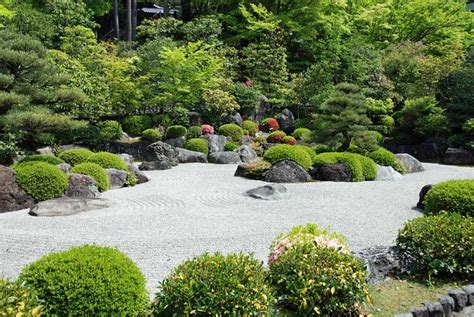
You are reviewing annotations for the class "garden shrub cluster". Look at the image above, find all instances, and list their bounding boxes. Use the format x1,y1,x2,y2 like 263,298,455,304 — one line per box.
260,118,279,132
423,179,474,217
297,145,317,164
18,154,64,166
282,135,297,145
13,162,68,202
58,148,94,166
166,125,187,139
242,120,259,136
19,245,149,316
292,128,312,141
184,138,209,155
141,129,162,142
313,152,377,181
0,278,41,316
368,148,405,173
186,126,202,139
241,160,272,180
98,120,123,141
218,124,243,143
71,162,109,192
87,152,128,171
122,115,153,136
267,131,287,143
263,144,312,170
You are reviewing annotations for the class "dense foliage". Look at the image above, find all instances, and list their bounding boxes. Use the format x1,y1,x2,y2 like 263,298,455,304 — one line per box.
263,144,312,170
313,152,377,182
0,278,41,316
218,123,243,143
58,148,94,166
184,138,209,155
18,154,64,165
87,152,128,171
423,179,474,217
70,162,109,192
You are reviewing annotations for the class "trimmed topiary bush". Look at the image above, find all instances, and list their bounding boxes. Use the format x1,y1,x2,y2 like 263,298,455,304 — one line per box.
424,179,474,217
292,128,311,141
184,138,209,155
87,152,128,171
218,124,243,143
282,136,297,145
259,118,279,132
122,115,153,136
263,144,312,170
13,162,68,202
267,131,287,143
224,141,239,151
58,148,94,166
313,152,365,182
368,148,405,173
397,213,474,277
242,120,259,136
142,129,162,143
71,163,109,192
153,252,273,316
356,154,378,181
296,145,317,164
18,154,64,166
19,245,149,316
0,278,41,316
186,126,203,139
166,125,187,139
268,224,369,315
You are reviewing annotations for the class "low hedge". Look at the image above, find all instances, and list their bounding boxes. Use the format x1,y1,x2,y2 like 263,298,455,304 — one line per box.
313,152,377,182
71,163,109,192
122,115,153,136
242,120,259,136
184,138,209,155
153,252,273,315
58,148,94,166
13,162,68,202
263,144,312,170
19,245,149,316
218,124,243,143
141,129,162,142
397,213,474,277
166,125,187,139
424,179,474,217
18,154,64,166
368,148,405,173
87,152,128,171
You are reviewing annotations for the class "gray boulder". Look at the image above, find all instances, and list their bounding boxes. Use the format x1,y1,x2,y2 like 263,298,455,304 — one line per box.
246,184,288,200
139,160,173,171
442,148,474,165
106,168,128,189
202,134,227,153
353,246,403,284
316,164,352,182
237,145,257,163
118,153,134,163
208,152,242,164
165,136,186,149
0,165,35,213
253,95,272,122
176,148,208,163
29,197,111,217
128,164,150,184
395,153,424,173
143,141,179,167
36,146,54,155
56,163,72,173
66,173,100,198
375,165,403,181
263,160,311,183
277,108,295,134
221,112,243,127
417,184,432,209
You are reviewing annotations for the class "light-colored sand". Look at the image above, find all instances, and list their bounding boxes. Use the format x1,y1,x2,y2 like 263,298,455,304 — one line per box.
1,162,473,293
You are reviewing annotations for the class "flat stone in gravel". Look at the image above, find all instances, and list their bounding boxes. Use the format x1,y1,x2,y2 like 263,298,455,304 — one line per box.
66,173,100,198
396,153,424,173
29,197,111,217
177,148,208,163
208,151,241,164
246,184,288,200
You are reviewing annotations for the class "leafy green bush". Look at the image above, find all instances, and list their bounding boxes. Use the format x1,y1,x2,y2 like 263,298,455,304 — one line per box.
0,278,41,316
0,140,18,165
87,152,128,171
141,129,162,142
18,154,64,166
186,126,202,139
224,141,239,151
19,245,149,316
58,148,94,166
368,148,405,173
356,154,378,181
122,115,153,136
424,180,474,217
239,160,272,180
397,213,474,277
218,123,243,143
313,144,333,154
267,131,287,143
153,252,273,316
165,125,187,139
71,163,109,192
13,162,68,202
292,128,312,141
282,136,297,145
184,138,209,155
242,120,259,136
98,120,123,141
351,130,383,153
313,152,377,181
125,171,138,187
268,224,368,315
296,145,317,164
263,144,312,170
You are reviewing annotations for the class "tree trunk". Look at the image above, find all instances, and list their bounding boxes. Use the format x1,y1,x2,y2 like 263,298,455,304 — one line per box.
339,132,351,151
126,0,132,42
113,0,120,39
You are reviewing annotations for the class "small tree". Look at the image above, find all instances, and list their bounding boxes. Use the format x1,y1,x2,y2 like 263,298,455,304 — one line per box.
313,83,372,151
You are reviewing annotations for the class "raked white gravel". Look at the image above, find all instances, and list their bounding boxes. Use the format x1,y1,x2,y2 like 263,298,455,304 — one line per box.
1,162,473,294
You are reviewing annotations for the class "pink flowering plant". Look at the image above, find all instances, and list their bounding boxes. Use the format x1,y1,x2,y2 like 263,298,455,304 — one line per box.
201,124,214,135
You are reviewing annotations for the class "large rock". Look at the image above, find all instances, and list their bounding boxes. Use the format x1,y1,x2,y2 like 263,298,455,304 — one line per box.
128,163,149,184
66,173,100,198
29,197,111,217
106,168,128,189
139,160,173,171
118,153,134,164
442,148,474,165
56,163,72,173
208,152,242,164
246,184,288,200
353,246,404,284
375,165,403,181
202,134,227,153
415,141,446,162
253,95,272,122
36,146,54,155
263,160,311,183
417,184,433,209
0,165,35,213
277,108,295,134
395,153,424,173
98,140,151,159
176,148,208,163
165,137,186,149
237,145,257,163
220,112,243,127
143,141,179,166
316,164,352,182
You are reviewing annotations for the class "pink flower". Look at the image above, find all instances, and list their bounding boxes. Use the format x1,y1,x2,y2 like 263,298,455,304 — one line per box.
201,124,214,135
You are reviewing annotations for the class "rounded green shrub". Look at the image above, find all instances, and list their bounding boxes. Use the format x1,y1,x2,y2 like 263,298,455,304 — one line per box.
19,245,149,316
218,123,243,143
296,145,317,164
424,179,474,217
397,213,474,277
58,148,94,166
122,115,153,136
0,278,41,316
282,135,297,145
98,120,123,141
368,148,404,173
153,252,273,316
292,128,311,140
313,152,366,182
13,162,68,202
141,129,162,142
184,138,209,155
267,130,287,143
165,125,187,139
224,141,239,151
263,144,312,170
356,154,378,181
242,120,259,136
71,163,109,192
268,224,369,315
18,154,64,166
87,152,128,171
186,126,203,139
